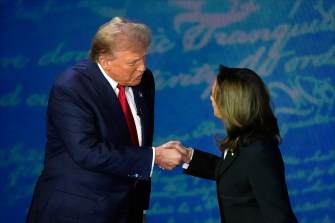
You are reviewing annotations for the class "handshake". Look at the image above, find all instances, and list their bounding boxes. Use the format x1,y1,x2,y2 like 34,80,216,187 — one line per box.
154,141,193,170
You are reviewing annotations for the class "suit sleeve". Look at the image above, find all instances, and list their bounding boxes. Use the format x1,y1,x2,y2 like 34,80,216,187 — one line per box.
47,81,153,180
247,144,298,223
183,149,220,181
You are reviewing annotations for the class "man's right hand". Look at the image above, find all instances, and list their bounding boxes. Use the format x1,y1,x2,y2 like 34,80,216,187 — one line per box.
154,141,190,170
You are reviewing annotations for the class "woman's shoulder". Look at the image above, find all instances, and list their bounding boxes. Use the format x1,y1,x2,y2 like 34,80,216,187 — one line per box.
238,138,284,172
240,138,279,156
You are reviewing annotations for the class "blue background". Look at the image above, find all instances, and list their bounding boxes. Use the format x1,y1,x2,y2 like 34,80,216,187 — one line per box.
0,0,334,222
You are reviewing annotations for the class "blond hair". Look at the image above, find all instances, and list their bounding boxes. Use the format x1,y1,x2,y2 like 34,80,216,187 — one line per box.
89,17,152,61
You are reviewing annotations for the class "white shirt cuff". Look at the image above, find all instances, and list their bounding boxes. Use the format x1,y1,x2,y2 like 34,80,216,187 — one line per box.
150,147,155,176
182,163,189,169
182,148,194,169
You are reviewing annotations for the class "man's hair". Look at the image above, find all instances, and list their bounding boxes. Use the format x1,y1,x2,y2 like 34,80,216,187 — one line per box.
89,17,152,61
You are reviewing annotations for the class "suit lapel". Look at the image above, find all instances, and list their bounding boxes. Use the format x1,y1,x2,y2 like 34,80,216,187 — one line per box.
132,86,146,145
86,60,130,140
216,149,239,181
83,60,153,146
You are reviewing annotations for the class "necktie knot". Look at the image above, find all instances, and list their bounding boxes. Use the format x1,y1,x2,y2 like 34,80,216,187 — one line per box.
117,83,125,93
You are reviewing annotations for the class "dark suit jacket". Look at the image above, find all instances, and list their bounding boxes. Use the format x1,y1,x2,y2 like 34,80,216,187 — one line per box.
26,59,155,223
184,139,298,223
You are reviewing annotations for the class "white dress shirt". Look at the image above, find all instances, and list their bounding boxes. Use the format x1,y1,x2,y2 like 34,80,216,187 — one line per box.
97,63,155,176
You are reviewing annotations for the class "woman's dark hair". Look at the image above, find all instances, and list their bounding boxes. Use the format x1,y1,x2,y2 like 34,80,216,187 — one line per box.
213,65,281,152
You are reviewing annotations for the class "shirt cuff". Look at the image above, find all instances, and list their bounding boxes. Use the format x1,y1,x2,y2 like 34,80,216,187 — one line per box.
150,147,155,177
182,163,189,169
182,147,194,169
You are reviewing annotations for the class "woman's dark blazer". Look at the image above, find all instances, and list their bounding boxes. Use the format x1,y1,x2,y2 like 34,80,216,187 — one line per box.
184,139,298,223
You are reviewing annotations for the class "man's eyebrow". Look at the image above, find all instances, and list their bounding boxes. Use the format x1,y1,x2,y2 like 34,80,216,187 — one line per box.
128,58,140,63
130,54,147,62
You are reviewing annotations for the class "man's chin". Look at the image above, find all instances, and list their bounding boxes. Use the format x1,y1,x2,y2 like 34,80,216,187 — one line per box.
128,79,142,86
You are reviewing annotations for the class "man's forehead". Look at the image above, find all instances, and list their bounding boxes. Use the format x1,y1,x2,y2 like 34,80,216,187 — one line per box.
114,49,148,59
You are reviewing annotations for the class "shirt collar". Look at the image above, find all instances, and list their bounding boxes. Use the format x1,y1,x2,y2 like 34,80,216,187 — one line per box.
97,62,118,91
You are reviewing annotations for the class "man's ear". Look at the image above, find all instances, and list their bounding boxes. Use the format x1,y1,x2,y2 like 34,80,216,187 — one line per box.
98,56,109,70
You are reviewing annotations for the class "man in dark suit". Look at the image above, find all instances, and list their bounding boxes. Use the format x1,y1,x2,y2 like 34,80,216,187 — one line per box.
26,17,186,223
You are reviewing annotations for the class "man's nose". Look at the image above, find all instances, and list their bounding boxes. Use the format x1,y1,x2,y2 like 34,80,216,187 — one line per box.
137,58,146,72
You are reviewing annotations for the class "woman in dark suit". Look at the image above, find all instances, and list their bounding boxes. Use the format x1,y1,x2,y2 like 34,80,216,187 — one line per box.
182,66,298,223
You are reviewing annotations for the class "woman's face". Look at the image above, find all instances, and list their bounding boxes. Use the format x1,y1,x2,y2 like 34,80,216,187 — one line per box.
210,80,223,119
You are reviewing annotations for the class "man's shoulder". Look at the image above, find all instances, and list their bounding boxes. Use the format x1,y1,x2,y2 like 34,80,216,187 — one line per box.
55,59,95,85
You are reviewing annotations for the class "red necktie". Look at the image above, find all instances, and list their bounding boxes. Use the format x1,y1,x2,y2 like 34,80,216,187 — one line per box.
117,84,139,146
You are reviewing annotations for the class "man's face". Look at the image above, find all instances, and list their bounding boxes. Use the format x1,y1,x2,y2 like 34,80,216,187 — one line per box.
105,48,148,86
